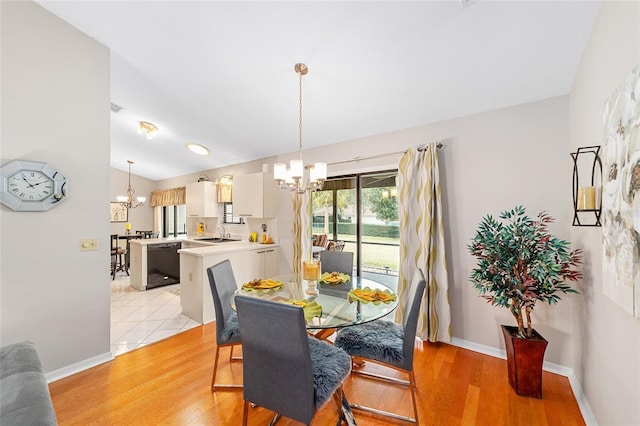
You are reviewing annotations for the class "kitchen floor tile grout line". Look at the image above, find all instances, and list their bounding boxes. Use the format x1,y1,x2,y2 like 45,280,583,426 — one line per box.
111,272,199,356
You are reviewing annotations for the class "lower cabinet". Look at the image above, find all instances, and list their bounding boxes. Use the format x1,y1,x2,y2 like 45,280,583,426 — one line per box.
248,247,279,281
179,245,280,324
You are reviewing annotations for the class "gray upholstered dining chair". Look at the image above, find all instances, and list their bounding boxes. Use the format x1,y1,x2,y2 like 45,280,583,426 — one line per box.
206,260,242,391
319,250,354,276
235,295,352,425
334,268,427,424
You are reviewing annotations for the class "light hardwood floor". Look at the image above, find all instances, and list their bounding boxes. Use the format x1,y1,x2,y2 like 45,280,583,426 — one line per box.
49,323,585,425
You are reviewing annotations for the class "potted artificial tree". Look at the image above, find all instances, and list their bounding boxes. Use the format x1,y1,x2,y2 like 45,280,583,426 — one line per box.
467,206,582,398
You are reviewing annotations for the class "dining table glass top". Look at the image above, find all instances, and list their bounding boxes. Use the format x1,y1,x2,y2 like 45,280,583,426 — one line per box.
232,275,398,330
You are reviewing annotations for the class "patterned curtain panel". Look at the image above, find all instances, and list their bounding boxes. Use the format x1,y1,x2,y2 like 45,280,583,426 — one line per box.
396,144,451,342
292,193,303,277
150,187,186,207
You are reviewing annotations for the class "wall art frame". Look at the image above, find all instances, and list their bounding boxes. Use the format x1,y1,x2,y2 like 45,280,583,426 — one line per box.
110,202,128,222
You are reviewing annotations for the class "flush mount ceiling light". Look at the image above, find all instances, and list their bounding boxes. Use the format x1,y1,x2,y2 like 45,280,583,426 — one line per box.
273,63,327,194
117,160,146,209
186,143,210,156
137,121,158,139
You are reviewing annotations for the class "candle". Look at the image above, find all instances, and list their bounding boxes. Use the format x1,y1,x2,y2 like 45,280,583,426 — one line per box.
125,223,131,231
576,187,585,210
578,186,597,210
585,186,596,210
303,260,320,281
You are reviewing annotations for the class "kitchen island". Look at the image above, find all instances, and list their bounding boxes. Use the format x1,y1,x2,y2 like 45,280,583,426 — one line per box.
178,241,279,324
129,237,280,324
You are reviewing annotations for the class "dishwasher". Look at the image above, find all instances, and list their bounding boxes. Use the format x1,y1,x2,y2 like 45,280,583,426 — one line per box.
146,242,181,289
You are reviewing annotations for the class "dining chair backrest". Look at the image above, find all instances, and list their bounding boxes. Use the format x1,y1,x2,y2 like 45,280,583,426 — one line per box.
135,230,154,239
401,268,427,370
320,250,354,275
235,295,316,424
206,260,240,345
110,234,119,252
333,241,346,251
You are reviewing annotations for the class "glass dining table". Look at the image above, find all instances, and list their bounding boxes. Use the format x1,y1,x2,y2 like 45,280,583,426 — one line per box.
232,274,398,425
232,275,398,339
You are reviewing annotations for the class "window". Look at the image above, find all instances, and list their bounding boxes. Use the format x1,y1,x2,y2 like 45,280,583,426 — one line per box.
162,204,187,237
222,202,244,224
312,170,399,285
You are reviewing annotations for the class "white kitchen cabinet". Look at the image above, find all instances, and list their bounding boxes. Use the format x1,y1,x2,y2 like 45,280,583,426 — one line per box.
186,181,217,217
233,172,277,218
246,246,279,281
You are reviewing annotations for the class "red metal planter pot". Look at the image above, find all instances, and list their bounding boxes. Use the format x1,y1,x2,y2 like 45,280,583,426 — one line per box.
501,325,548,399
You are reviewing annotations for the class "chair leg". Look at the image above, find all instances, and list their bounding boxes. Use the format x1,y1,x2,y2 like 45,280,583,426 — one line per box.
409,370,419,424
347,363,417,423
229,344,242,361
210,346,221,391
211,345,243,391
242,400,249,426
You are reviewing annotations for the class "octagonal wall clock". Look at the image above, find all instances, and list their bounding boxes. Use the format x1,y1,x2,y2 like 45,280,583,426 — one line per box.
0,160,68,211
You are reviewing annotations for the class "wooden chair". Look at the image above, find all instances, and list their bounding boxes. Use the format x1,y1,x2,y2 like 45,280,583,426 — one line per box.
135,230,154,239
334,269,427,424
110,234,126,280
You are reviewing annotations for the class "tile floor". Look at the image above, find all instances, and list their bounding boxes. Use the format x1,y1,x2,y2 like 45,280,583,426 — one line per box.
110,273,200,356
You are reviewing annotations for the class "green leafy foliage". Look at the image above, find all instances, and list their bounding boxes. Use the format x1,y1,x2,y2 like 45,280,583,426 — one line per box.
467,206,582,338
363,187,399,223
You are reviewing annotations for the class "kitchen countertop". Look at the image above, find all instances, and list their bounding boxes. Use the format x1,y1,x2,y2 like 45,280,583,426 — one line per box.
129,237,279,257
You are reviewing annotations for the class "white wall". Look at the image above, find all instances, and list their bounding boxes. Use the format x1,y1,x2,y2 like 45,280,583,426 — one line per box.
569,1,640,424
0,1,111,372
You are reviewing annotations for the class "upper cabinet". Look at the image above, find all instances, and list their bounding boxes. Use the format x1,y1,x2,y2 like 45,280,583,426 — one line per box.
186,182,218,217
233,172,277,218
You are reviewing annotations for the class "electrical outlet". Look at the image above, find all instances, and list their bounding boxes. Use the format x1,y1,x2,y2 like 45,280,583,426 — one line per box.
81,238,98,251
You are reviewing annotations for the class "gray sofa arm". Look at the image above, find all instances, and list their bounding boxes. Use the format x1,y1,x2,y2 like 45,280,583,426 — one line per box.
0,341,57,425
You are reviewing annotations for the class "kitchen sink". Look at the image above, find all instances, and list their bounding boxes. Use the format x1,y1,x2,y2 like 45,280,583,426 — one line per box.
195,237,241,243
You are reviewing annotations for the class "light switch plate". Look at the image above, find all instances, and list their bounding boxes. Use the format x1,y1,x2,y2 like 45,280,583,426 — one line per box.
81,238,98,251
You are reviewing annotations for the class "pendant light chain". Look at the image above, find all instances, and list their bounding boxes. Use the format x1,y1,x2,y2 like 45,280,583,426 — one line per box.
272,62,326,193
299,69,304,161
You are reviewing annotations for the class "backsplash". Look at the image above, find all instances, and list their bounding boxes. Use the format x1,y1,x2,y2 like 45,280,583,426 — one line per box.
186,216,277,243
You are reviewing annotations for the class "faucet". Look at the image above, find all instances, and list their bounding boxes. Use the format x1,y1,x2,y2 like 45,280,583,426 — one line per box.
219,226,226,239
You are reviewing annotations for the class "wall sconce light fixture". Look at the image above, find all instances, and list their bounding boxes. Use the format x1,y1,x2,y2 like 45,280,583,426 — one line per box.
571,145,602,226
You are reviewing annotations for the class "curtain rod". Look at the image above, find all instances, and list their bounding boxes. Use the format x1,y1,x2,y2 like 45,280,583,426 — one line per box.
327,142,443,166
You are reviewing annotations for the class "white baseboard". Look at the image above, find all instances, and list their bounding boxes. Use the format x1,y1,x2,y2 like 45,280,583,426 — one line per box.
450,337,596,426
46,351,114,383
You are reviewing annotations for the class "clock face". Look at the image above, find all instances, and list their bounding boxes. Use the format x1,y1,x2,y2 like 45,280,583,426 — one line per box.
8,170,54,201
0,160,67,211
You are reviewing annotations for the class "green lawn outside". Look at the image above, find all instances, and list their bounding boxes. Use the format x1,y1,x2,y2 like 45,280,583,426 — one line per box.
318,231,399,272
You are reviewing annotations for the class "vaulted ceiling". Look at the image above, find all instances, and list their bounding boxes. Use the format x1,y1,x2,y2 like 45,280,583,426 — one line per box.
36,1,601,181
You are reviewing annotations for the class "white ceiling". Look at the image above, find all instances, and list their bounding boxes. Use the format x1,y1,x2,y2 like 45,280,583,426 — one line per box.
36,1,600,181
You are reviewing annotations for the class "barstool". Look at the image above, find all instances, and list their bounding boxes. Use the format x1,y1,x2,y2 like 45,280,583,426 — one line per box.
111,234,127,280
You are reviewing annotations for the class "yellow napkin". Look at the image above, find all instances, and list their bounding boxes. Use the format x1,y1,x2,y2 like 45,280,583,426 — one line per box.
242,278,283,290
348,287,397,304
320,272,350,284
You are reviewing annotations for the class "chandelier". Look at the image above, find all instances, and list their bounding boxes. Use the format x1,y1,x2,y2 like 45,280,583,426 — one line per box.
117,160,146,209
137,121,158,139
274,63,327,194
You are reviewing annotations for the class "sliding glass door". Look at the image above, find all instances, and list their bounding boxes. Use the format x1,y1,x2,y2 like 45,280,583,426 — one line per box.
311,170,399,287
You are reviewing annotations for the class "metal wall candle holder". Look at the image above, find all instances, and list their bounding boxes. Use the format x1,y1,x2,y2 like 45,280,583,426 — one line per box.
570,146,602,226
